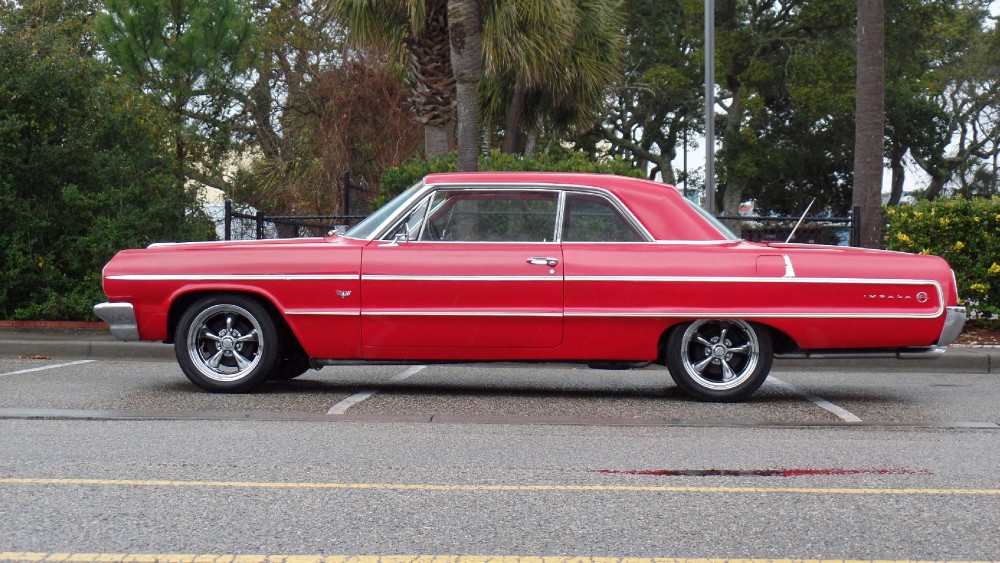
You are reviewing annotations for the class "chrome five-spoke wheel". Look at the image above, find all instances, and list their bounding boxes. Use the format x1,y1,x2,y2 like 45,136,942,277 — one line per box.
665,319,773,402
175,295,279,392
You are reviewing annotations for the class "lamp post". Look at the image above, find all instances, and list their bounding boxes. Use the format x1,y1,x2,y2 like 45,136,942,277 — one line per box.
704,0,715,213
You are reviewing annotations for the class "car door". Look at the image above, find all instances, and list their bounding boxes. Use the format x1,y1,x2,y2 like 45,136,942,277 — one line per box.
360,188,563,354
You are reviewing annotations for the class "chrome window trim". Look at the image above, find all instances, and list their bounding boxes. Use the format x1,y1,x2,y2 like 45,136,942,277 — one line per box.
382,241,562,246
342,181,427,241
559,190,652,243
651,240,743,246
357,181,659,243
378,186,564,244
554,190,567,242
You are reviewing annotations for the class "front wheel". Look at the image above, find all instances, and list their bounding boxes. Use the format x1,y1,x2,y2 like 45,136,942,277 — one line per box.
665,319,773,402
174,295,279,392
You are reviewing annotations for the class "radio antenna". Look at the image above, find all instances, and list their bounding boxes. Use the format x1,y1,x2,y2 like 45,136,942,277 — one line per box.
785,198,816,243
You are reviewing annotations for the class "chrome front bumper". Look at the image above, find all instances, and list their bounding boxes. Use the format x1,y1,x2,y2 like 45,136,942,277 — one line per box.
93,302,140,342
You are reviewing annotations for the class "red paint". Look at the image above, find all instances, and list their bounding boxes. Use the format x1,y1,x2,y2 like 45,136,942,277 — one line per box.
591,468,934,477
96,172,962,388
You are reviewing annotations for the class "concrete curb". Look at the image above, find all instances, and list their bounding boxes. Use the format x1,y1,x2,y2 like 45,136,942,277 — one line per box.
0,330,175,361
0,329,995,372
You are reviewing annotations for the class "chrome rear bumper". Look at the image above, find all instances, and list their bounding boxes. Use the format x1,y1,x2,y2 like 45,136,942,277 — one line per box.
936,306,967,347
777,305,968,359
93,302,140,341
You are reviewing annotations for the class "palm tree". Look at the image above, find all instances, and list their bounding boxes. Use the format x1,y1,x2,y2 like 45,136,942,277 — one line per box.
852,0,885,248
448,0,483,171
329,0,457,157
481,0,623,154
330,0,623,170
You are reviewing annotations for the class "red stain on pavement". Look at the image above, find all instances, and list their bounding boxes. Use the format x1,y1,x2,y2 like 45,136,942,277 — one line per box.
591,468,933,477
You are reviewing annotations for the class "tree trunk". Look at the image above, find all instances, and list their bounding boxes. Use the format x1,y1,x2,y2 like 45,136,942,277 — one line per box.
721,177,747,237
720,88,745,218
501,76,527,154
887,149,905,206
425,123,454,157
852,0,886,248
448,0,483,172
924,171,947,200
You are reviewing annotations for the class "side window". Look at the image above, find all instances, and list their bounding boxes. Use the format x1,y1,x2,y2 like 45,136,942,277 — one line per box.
424,190,559,242
562,193,644,242
383,194,432,241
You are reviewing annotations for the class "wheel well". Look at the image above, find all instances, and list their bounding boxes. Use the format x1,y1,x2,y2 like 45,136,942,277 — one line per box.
165,290,295,345
656,320,801,363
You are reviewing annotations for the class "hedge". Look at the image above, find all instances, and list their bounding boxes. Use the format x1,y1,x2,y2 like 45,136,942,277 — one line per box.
884,198,1000,318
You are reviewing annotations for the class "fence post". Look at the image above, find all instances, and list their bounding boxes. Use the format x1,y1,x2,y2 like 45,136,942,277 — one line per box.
256,211,264,240
224,199,232,241
343,171,351,216
851,205,861,247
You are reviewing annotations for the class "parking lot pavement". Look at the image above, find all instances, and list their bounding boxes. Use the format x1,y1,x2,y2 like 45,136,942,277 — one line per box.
1,327,996,371
1,354,998,429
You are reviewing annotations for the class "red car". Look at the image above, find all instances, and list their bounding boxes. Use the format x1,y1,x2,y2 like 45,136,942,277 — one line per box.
95,172,966,401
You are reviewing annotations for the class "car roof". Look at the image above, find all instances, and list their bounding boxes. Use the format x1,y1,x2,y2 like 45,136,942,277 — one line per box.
422,172,730,242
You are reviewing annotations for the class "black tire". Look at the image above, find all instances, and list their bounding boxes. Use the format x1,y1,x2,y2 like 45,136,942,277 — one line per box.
665,319,773,402
174,295,279,392
269,349,312,380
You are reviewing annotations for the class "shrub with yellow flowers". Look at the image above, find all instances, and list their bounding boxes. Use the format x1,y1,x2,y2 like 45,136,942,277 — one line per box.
885,198,1000,317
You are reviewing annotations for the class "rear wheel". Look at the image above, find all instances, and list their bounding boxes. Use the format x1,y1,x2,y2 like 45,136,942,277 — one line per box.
174,295,279,392
665,319,773,402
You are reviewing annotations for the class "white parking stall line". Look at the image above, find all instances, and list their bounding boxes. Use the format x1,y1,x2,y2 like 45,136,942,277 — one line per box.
768,376,862,423
0,360,96,377
327,365,426,415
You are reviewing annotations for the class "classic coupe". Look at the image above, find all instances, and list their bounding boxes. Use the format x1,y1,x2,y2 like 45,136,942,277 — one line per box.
95,172,966,401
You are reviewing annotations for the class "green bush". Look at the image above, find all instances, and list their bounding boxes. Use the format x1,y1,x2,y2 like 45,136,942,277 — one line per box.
378,149,645,206
884,198,1000,317
0,34,214,321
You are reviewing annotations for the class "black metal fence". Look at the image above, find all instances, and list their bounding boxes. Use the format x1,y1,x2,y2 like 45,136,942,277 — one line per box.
720,206,859,246
221,173,368,241
222,179,860,247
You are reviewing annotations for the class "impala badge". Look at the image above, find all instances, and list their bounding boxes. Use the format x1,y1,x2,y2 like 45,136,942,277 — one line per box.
336,290,352,299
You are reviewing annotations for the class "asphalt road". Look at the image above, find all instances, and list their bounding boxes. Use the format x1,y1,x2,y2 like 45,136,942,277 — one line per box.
0,356,998,562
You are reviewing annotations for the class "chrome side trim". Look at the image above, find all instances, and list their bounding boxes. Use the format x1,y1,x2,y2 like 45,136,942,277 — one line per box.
783,255,796,278
777,347,946,359
565,311,941,320
285,310,360,316
363,311,561,317
937,306,967,346
363,275,561,282
93,302,140,342
107,274,359,281
565,275,940,286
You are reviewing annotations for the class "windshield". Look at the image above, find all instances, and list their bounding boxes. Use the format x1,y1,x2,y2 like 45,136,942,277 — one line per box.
684,197,740,241
343,181,425,240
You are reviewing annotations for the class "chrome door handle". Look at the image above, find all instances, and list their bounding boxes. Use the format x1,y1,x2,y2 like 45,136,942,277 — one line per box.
527,257,558,267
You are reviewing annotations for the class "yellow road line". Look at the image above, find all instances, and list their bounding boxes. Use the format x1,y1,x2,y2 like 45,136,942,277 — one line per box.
0,555,996,563
0,477,998,496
